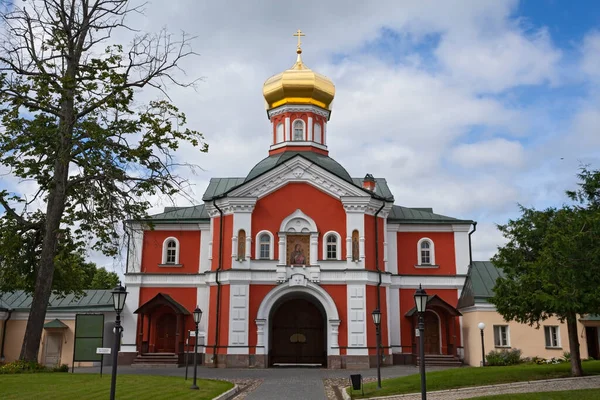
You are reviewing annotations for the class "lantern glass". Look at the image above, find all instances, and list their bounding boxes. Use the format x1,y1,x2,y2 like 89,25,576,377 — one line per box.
111,283,128,313
193,306,203,324
371,309,381,325
478,322,486,331
414,284,428,313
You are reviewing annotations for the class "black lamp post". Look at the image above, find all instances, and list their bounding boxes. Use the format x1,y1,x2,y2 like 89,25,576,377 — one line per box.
371,309,382,389
478,322,486,367
190,306,203,390
110,283,128,400
414,284,428,400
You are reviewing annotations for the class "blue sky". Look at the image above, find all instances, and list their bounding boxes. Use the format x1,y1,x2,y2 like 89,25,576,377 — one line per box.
1,0,600,273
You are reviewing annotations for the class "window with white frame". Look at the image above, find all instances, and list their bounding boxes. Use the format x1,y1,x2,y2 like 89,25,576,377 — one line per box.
326,234,337,260
259,234,270,259
293,120,304,141
417,238,435,265
162,237,180,265
544,326,560,348
494,325,510,347
276,123,284,143
314,123,322,143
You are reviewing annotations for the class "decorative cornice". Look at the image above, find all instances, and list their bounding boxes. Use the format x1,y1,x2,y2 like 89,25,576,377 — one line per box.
205,197,257,217
268,104,331,119
269,141,328,152
387,224,468,232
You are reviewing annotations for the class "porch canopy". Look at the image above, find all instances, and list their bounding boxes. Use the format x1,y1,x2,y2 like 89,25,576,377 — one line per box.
134,293,190,315
404,295,462,317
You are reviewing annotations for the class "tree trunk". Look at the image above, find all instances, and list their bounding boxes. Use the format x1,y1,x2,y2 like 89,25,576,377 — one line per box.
567,312,584,377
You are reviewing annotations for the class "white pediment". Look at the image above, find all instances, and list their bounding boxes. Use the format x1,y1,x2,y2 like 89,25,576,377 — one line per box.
228,155,366,200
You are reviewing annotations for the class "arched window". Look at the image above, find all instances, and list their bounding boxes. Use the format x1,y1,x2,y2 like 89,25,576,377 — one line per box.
259,234,270,259
326,235,337,259
314,123,322,143
238,229,246,261
293,120,304,141
417,238,435,266
352,230,360,262
276,123,284,143
161,237,180,265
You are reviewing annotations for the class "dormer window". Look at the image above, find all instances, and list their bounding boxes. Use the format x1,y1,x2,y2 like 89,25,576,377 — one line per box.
293,120,304,141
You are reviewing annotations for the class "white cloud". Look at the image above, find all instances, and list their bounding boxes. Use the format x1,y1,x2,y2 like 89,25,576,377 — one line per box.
449,138,525,169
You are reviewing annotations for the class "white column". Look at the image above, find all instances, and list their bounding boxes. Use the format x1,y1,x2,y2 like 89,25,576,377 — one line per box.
386,229,398,274
307,116,313,141
196,285,210,350
228,284,249,354
347,284,368,355
389,287,400,354
120,285,140,353
329,320,341,355
285,117,291,141
199,224,211,273
231,236,238,260
454,227,470,275
346,237,352,260
278,234,286,264
255,319,266,354
323,122,327,145
310,233,319,265
208,217,214,261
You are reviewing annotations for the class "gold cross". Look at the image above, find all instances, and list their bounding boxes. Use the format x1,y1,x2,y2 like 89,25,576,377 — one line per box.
293,29,305,50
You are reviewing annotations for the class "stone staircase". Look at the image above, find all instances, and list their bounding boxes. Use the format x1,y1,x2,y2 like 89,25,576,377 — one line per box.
132,353,180,368
416,354,463,367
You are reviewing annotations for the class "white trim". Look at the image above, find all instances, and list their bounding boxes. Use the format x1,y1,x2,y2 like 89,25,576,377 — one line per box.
255,281,340,356
544,325,561,348
493,324,510,347
162,237,180,265
269,141,328,151
388,223,472,233
279,209,318,232
276,122,284,144
267,104,331,120
292,119,305,141
314,122,322,144
417,237,435,266
285,117,290,141
458,303,497,313
307,116,313,141
255,230,275,260
323,231,342,261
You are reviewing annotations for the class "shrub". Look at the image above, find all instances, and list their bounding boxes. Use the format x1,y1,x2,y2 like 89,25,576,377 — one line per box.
52,364,69,373
562,351,571,362
0,360,47,374
485,348,522,366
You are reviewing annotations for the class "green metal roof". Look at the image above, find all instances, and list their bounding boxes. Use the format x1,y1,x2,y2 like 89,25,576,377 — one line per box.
458,261,505,309
0,290,114,312
351,178,394,200
43,319,69,329
387,205,473,224
146,204,209,222
202,178,245,201
580,315,600,321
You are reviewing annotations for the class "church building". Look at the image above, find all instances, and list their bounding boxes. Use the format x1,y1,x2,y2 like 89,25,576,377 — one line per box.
120,32,473,369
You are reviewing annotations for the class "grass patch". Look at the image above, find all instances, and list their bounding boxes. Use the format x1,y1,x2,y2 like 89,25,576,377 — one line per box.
0,373,234,400
349,361,600,399
470,388,600,399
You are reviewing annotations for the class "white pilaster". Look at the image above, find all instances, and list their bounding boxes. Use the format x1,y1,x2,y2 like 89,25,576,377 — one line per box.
199,224,211,273
347,284,368,355
285,117,290,141
386,230,398,274
307,116,313,141
310,233,319,265
454,230,470,275
228,284,249,354
196,285,210,344
120,285,140,353
389,287,401,353
255,319,266,354
278,234,286,265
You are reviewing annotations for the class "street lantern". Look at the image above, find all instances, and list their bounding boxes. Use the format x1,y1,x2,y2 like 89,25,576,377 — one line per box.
190,306,203,390
478,322,486,367
371,308,382,389
414,285,428,400
414,284,428,313
110,282,128,400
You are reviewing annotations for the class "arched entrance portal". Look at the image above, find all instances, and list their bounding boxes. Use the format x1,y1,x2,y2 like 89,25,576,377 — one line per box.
270,297,326,366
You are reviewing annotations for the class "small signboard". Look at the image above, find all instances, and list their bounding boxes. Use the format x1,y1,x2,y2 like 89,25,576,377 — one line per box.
189,331,196,337
96,348,111,355
415,328,420,337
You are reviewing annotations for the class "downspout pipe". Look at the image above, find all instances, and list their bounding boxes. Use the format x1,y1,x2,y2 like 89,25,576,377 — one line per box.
1,309,13,361
212,200,224,365
468,222,477,267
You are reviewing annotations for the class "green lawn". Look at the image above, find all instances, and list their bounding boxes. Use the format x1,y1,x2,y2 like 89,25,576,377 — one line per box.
349,361,600,399
471,389,600,399
0,373,234,400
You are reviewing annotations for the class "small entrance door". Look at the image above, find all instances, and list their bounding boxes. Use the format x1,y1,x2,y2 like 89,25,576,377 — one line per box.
423,312,440,355
270,298,326,366
586,327,599,359
44,333,62,367
156,313,176,353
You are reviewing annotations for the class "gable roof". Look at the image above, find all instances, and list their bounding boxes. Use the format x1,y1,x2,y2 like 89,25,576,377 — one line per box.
134,292,190,315
388,205,473,225
0,290,114,312
457,261,505,309
142,204,209,223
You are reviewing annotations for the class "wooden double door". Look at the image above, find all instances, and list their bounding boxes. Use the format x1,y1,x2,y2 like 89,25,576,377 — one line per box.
270,298,326,366
155,313,176,353
423,312,441,355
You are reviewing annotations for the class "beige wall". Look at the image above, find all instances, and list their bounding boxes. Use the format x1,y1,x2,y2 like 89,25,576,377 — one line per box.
462,310,589,366
2,318,93,367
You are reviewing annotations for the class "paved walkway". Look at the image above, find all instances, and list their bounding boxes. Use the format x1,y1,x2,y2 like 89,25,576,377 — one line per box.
354,375,600,400
76,364,449,400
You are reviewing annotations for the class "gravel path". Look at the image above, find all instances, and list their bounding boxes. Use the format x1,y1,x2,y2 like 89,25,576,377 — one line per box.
344,375,600,400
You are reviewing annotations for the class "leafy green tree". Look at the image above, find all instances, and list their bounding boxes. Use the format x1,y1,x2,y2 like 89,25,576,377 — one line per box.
89,266,119,290
0,0,207,361
490,168,600,377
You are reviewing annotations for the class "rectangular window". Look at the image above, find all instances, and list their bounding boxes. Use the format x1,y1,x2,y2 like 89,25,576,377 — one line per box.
260,243,270,259
421,250,430,264
544,326,560,348
327,244,337,260
493,325,509,347
166,249,176,264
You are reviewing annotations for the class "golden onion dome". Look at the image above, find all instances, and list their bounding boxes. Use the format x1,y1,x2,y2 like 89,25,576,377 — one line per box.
263,31,335,111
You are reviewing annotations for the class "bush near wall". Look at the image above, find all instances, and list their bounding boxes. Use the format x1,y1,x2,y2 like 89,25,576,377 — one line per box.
486,349,522,366
0,360,68,374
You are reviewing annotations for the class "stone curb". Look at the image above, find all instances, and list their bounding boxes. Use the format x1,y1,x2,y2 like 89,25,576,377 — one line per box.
212,384,239,400
342,375,600,400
